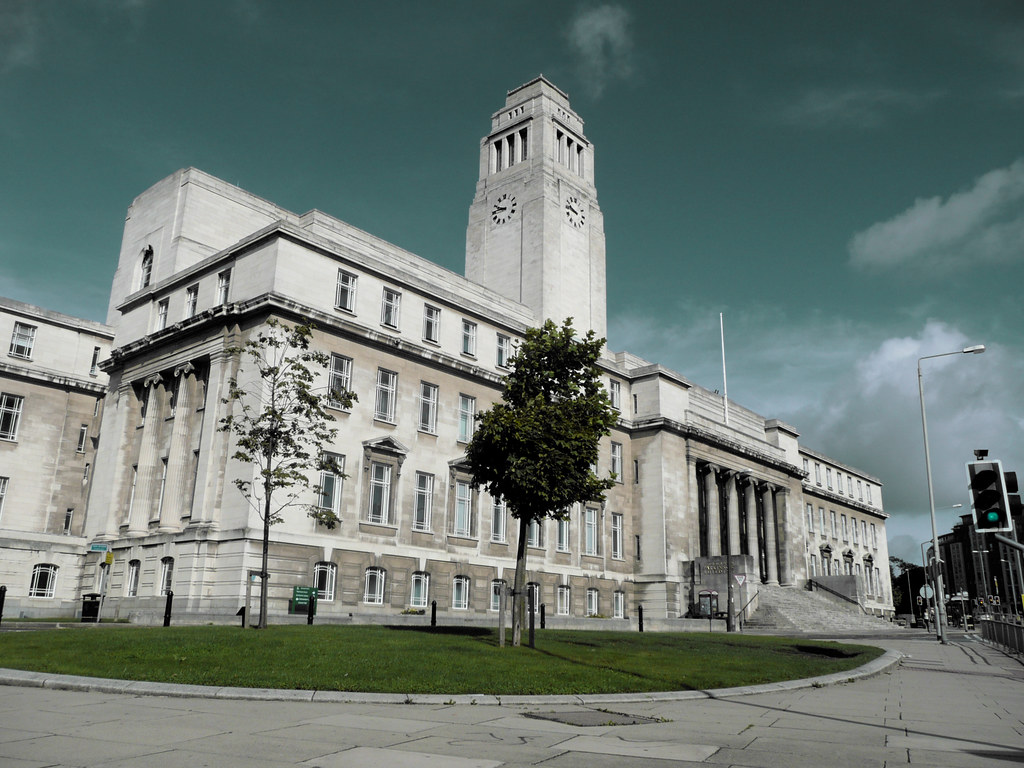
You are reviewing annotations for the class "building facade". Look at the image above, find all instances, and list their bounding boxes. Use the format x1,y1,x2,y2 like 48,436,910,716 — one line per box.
3,77,893,622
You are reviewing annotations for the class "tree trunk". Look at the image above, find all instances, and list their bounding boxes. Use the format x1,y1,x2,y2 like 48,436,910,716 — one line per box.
259,489,271,629
511,515,529,647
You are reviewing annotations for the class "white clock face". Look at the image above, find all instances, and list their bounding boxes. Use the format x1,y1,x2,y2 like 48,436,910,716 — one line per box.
565,195,586,228
491,193,517,225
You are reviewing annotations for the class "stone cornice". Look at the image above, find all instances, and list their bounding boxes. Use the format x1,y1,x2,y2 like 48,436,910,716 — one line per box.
801,482,889,519
0,360,107,395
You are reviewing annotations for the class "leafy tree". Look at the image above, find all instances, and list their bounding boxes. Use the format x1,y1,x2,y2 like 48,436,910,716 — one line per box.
466,318,617,646
220,319,355,628
890,556,917,613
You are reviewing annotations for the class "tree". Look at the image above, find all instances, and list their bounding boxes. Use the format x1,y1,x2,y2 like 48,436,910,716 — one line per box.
466,318,618,646
220,319,355,628
890,556,917,614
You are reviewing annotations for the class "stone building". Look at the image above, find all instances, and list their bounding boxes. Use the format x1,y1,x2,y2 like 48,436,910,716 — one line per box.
4,77,893,622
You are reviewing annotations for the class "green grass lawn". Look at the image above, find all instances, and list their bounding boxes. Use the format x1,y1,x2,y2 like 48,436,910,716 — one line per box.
0,625,884,695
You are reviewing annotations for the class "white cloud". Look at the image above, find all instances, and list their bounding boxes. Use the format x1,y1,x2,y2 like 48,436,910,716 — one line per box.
566,4,635,99
848,158,1024,271
0,1,40,74
779,86,941,129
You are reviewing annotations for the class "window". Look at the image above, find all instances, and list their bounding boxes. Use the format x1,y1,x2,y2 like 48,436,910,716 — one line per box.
453,480,473,537
632,393,638,414
857,480,863,500
461,320,477,356
29,564,58,598
381,288,401,328
335,270,357,312
76,424,89,453
557,585,570,615
836,472,843,494
491,498,507,542
847,476,854,496
452,576,469,610
633,459,639,484
613,590,624,619
586,588,599,616
318,453,345,517
83,463,90,481
422,304,440,342
458,394,476,442
825,468,832,490
126,464,138,521
314,562,337,601
610,442,623,480
9,322,36,359
490,579,505,611
367,461,392,524
140,248,153,288
411,572,429,608
527,582,539,613
875,568,882,596
635,534,642,561
841,514,848,541
364,567,385,604
0,476,7,522
852,518,859,544
866,485,873,505
155,298,169,330
609,380,621,410
418,382,438,433
496,334,511,368
328,354,353,409
159,557,174,596
871,523,878,548
413,472,433,531
809,554,818,577
374,368,397,422
527,518,543,548
584,507,600,555
556,516,570,552
819,507,826,536
0,393,24,441
803,457,809,473
806,503,814,533
126,560,140,597
185,285,198,318
862,520,868,545
830,511,837,539
611,513,623,559
217,269,231,304
814,463,822,485
90,346,101,375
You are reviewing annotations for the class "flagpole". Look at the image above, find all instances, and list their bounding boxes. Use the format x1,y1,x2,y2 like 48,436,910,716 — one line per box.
720,313,729,426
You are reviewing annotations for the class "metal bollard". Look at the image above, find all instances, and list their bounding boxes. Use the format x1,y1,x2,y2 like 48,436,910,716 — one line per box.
431,599,437,627
540,603,545,629
163,590,173,627
638,604,644,632
0,584,6,626
528,588,535,648
307,594,316,625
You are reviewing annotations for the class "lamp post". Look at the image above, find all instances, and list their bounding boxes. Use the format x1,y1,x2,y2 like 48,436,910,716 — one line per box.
918,344,985,645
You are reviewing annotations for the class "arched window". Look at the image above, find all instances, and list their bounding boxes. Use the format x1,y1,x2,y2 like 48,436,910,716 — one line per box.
410,571,429,608
586,587,599,616
314,562,337,602
613,590,625,619
452,575,470,610
126,559,140,597
159,556,174,596
364,567,385,605
29,564,58,598
557,585,570,615
489,579,506,611
139,246,153,289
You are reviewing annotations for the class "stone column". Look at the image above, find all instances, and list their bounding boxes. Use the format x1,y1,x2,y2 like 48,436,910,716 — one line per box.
128,374,164,534
725,471,740,557
704,464,721,557
774,487,792,586
744,477,759,565
761,484,779,585
159,363,196,531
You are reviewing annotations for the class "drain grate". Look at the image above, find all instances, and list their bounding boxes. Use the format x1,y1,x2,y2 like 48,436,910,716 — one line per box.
524,709,667,727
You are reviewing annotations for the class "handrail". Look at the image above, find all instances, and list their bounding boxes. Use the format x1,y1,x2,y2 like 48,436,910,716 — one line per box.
807,579,867,612
739,589,760,616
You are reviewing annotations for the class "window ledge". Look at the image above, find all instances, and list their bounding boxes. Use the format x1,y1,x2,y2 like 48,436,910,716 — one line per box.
359,521,398,535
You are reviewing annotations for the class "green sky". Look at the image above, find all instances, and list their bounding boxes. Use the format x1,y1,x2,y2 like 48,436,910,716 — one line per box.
2,0,1022,564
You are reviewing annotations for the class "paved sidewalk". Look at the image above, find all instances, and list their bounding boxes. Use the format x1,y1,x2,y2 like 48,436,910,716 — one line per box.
1,633,1021,767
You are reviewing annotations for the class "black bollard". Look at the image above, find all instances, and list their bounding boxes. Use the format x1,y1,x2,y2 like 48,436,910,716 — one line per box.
528,588,535,648
307,593,316,625
540,603,545,629
431,599,437,628
163,590,173,627
638,604,644,632
0,584,6,626
239,607,246,628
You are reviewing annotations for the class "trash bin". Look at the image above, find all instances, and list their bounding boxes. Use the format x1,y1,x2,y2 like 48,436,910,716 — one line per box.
81,593,101,623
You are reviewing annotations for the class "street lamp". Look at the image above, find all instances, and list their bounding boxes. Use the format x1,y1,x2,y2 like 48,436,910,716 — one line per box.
918,344,985,645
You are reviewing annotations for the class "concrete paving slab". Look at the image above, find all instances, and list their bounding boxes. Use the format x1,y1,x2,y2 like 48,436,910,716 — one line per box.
306,711,453,733
557,734,719,761
0,735,164,767
299,745,502,768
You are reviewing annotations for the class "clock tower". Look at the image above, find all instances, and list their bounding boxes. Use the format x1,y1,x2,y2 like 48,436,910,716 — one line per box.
465,76,607,338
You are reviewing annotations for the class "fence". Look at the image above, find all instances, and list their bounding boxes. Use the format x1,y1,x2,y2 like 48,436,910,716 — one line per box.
979,617,1024,655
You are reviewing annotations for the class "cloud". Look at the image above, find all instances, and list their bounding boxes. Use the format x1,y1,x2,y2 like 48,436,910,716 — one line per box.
566,4,635,99
778,86,941,129
0,1,40,73
848,158,1024,272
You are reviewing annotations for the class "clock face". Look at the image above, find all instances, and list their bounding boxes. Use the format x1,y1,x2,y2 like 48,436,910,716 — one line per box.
491,193,517,225
565,195,586,228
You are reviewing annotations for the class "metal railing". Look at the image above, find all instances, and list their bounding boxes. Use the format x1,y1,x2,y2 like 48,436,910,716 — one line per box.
807,579,866,611
979,617,1024,655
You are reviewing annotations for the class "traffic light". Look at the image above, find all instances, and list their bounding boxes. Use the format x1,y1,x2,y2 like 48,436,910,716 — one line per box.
967,460,1013,533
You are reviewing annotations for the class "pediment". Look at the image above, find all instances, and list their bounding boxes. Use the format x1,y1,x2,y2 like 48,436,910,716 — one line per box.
362,435,410,455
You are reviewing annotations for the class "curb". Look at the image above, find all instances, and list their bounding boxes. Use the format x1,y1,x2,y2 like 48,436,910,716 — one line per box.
0,649,903,706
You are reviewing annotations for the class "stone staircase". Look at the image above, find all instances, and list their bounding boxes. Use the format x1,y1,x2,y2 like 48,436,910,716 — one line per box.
744,583,901,634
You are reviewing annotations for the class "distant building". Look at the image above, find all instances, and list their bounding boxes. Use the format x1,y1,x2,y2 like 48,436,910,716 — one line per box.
939,509,1023,614
2,77,893,622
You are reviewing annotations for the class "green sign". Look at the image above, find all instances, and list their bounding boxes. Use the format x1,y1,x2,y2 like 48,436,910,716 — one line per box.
292,586,317,612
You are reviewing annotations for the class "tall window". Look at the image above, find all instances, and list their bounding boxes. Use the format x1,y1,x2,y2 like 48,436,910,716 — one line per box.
458,394,476,442
609,380,621,410
76,424,89,453
830,511,837,539
367,461,392,524
814,463,822,485
29,564,58,598
0,393,24,441
314,562,337,601
185,285,198,318
809,554,818,577
586,588,599,616
556,516,570,552
140,248,153,288
491,498,507,542
217,269,231,304
610,442,623,480
364,567,385,604
453,480,473,537
461,320,477,356
557,585,570,615
328,354,353,409
527,582,539,613
826,468,833,490
857,480,863,500
335,269,357,311
452,576,470,610
866,485,873,504
862,520,868,545
841,514,848,541
490,579,505,611
374,368,397,422
159,557,174,596
806,503,814,533
155,299,169,330
871,523,877,548
584,507,599,555
527,517,543,547
418,382,438,433
410,572,429,608
613,591,624,619
381,287,401,328
0,476,8,522
63,508,74,535
852,518,859,544
847,476,854,495
818,507,826,536
422,305,440,343
90,346,101,375
611,513,623,559
836,472,843,494
9,322,36,359
318,453,345,518
126,559,140,597
496,334,511,368
413,472,433,531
